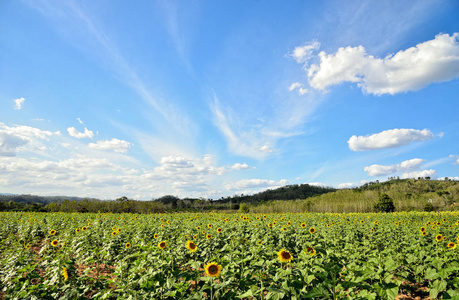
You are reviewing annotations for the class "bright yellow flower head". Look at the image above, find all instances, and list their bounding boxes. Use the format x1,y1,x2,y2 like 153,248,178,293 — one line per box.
186,240,197,252
158,241,167,250
277,249,293,263
204,262,222,277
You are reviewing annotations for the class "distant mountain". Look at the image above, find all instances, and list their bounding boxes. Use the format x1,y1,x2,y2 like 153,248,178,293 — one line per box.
0,194,94,205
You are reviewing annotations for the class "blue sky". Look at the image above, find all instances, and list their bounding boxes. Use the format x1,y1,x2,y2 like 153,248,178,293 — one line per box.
1,0,458,200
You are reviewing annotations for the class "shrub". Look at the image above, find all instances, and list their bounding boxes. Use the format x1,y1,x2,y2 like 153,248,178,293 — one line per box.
374,193,395,213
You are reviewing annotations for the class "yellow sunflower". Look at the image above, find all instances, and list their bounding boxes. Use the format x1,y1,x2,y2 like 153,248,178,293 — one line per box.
448,242,457,249
309,227,316,234
62,267,69,281
154,234,159,239
204,262,222,277
112,231,117,236
208,224,213,228
25,244,31,249
306,246,316,256
301,223,306,228
216,228,222,233
82,226,87,231
75,228,80,233
193,235,198,239
277,249,293,263
49,230,57,235
206,234,212,240
51,240,59,247
420,227,426,233
125,242,131,249
436,234,443,242
186,240,197,252
158,241,167,250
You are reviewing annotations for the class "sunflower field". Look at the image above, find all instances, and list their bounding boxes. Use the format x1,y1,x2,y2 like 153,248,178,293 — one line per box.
2,211,459,299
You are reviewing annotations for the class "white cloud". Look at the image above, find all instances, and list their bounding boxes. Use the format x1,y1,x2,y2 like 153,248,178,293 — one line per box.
308,182,327,187
14,97,26,110
260,145,276,153
225,179,290,191
439,177,459,181
67,127,94,139
289,82,308,95
77,118,84,124
338,182,355,189
401,169,437,179
0,122,57,156
88,138,131,153
364,158,424,176
289,82,302,91
231,163,250,170
348,128,434,151
300,33,459,95
451,155,459,164
290,41,320,64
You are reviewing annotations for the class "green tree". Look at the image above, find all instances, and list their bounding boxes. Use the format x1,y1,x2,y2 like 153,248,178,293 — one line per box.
374,193,395,213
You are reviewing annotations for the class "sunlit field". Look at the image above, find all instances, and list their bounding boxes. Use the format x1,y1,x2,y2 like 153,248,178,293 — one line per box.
2,211,459,299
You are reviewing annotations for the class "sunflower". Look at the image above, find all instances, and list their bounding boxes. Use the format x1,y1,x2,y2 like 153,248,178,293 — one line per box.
49,230,57,235
158,241,167,250
306,246,316,256
206,234,212,239
186,240,197,252
197,226,201,230
125,242,131,248
301,223,306,228
257,240,262,245
208,224,213,228
75,228,80,233
421,231,427,236
160,224,165,228
309,227,316,234
112,231,117,236
267,223,273,228
193,235,198,239
62,267,69,281
420,227,426,233
153,234,159,239
371,228,375,232
216,228,222,233
204,262,222,277
448,242,457,249
51,240,59,247
282,227,287,231
82,226,87,231
25,244,31,249
436,234,443,242
277,249,293,263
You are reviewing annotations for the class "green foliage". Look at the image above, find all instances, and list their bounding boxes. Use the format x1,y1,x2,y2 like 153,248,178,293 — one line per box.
238,203,250,213
374,193,395,213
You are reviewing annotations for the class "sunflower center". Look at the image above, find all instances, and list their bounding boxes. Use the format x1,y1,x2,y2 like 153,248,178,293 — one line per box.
190,243,196,249
281,251,291,259
208,265,218,274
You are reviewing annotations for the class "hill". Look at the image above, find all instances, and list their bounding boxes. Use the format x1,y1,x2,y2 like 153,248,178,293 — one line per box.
250,178,459,213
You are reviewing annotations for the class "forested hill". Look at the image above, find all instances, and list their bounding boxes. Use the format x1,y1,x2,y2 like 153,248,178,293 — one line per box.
213,183,337,204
